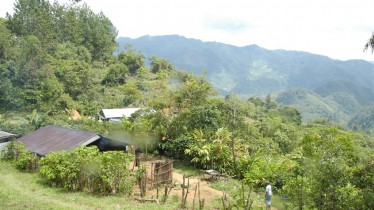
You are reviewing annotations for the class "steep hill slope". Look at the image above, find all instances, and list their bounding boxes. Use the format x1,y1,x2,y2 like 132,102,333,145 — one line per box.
273,88,361,123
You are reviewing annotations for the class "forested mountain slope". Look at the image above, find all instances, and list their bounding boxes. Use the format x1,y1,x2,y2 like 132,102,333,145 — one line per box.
117,35,374,127
117,35,374,95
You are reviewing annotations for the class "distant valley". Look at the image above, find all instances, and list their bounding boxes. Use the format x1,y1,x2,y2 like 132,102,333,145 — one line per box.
117,35,374,132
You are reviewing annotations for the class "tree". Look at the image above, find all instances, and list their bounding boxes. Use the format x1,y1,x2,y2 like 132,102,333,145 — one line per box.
0,18,19,110
118,47,145,75
53,59,93,99
282,175,312,210
0,18,14,62
301,128,359,209
184,129,212,168
52,2,118,61
364,32,374,53
7,0,55,49
7,0,118,61
223,94,247,175
172,72,216,109
150,56,174,73
102,64,128,87
265,94,277,110
120,81,143,106
2,34,66,110
211,128,232,172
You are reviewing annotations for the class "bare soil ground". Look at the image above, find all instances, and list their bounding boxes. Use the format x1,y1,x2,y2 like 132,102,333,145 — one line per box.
131,156,276,209
166,170,223,203
132,157,224,205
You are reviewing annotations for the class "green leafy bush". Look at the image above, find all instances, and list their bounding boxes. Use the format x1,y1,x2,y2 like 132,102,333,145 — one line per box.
1,141,39,172
98,151,135,195
39,146,135,195
161,134,192,161
1,141,24,161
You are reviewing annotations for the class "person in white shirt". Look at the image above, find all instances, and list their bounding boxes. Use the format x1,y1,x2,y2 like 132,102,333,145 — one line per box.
265,181,272,210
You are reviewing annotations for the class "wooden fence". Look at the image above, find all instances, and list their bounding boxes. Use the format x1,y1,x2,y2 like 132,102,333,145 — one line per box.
150,160,173,188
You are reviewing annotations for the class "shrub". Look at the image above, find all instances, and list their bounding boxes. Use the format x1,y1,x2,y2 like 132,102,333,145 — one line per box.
1,141,24,161
1,141,39,172
97,151,135,195
39,146,135,195
161,134,192,161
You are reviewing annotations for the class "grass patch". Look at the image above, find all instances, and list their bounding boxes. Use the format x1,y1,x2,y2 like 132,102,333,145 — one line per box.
172,160,200,177
210,178,288,210
0,157,287,210
0,160,180,210
271,194,292,210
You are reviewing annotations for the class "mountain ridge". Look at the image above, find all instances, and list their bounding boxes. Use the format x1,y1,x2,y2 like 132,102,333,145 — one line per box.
116,35,374,127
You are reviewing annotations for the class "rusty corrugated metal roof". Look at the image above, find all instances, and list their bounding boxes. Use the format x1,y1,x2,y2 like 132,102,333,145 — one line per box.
17,125,100,156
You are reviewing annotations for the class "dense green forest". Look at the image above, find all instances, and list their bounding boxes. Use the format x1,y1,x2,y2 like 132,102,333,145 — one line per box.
1,0,373,209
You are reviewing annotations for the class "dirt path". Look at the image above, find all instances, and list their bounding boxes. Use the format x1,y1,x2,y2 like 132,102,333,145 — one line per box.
134,157,276,209
169,170,223,203
137,158,224,205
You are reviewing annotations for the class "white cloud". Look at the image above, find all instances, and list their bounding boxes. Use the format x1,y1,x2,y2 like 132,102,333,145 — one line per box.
1,0,374,60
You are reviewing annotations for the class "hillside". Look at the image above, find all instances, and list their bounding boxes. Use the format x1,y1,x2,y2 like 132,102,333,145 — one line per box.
273,88,361,123
117,35,374,95
1,1,374,209
117,35,374,126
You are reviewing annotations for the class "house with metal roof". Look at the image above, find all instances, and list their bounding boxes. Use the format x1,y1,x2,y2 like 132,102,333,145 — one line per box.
98,108,141,122
16,125,132,156
17,125,101,156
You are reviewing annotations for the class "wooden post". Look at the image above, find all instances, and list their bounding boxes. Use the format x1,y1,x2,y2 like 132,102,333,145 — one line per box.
184,177,190,206
162,183,174,204
150,163,153,188
181,174,190,207
222,190,227,210
182,174,185,204
156,183,159,199
193,183,198,209
163,184,168,203
198,182,201,209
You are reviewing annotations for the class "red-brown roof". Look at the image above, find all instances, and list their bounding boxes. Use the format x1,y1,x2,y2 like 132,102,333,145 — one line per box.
17,125,100,156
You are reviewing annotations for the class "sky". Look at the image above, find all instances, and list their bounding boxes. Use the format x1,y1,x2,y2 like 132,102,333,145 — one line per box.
1,0,374,61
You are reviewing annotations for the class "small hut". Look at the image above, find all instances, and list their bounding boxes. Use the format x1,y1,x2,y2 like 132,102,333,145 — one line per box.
98,108,141,122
